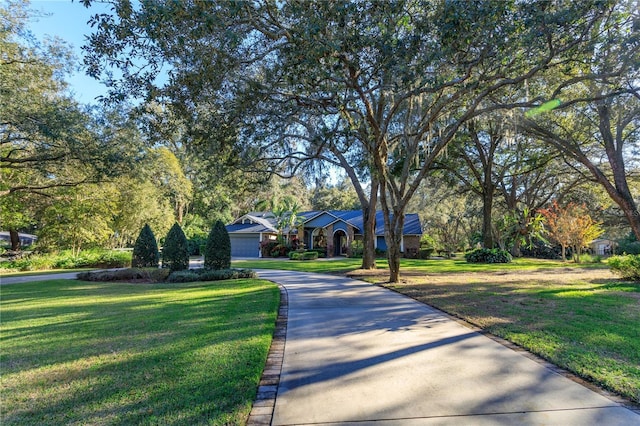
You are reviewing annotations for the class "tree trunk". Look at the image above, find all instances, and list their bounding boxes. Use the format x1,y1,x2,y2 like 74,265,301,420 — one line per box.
360,179,379,270
511,239,522,258
9,229,21,251
482,189,495,248
361,205,377,269
379,180,405,283
332,148,378,269
384,210,405,283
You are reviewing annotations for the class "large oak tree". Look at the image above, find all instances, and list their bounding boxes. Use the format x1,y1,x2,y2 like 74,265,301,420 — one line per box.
83,0,627,281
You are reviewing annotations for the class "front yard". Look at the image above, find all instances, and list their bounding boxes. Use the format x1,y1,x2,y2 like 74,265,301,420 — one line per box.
0,278,279,425
349,261,640,404
1,256,637,425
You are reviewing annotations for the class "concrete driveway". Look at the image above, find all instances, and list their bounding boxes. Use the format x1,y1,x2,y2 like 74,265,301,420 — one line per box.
256,270,640,426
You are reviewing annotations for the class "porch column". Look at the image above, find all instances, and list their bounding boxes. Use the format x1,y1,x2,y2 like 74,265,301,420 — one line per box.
259,233,263,258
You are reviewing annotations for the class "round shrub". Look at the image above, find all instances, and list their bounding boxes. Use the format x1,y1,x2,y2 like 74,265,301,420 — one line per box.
162,223,189,271
204,220,231,270
465,248,512,264
132,224,159,268
608,254,640,281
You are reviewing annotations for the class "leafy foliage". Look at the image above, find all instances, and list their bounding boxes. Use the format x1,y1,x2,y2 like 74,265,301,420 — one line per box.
608,255,640,281
77,267,170,283
166,268,256,283
131,224,159,268
0,249,131,272
83,0,626,283
289,251,319,261
539,201,604,262
204,220,231,270
616,232,640,255
465,248,513,264
162,223,189,271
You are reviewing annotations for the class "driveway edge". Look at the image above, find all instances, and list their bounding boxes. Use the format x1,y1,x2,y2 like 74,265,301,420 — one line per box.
247,283,288,425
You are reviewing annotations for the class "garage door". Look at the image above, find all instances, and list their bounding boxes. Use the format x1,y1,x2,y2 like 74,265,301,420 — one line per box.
230,234,260,257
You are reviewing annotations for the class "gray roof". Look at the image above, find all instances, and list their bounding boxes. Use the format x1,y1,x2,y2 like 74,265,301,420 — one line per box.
227,210,422,236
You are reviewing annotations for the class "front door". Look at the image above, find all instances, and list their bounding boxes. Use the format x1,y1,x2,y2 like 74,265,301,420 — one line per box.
334,230,347,256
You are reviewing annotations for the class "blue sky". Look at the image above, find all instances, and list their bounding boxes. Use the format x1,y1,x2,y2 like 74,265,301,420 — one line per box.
28,0,113,104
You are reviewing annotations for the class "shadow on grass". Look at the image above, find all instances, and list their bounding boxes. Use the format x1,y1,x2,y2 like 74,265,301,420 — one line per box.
1,279,279,425
381,276,640,403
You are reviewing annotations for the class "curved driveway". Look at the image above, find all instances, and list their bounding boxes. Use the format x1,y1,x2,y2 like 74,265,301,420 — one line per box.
4,268,639,424
256,269,640,426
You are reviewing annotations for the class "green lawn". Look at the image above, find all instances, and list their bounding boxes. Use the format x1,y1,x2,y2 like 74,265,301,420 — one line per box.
0,268,92,277
233,256,608,274
1,278,280,425
382,275,640,403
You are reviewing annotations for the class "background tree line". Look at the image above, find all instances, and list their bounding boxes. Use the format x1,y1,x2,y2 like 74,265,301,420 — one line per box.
2,1,638,282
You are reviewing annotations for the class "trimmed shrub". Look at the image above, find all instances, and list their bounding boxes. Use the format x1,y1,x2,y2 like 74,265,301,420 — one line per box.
162,223,189,271
77,268,170,282
167,268,256,283
350,240,364,258
418,248,434,259
204,220,231,270
465,248,512,264
608,255,640,281
131,224,160,268
290,251,319,260
289,249,305,259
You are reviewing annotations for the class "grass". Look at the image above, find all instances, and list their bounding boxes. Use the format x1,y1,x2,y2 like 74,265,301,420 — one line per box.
1,268,92,277
350,261,639,404
1,278,280,425
233,256,608,274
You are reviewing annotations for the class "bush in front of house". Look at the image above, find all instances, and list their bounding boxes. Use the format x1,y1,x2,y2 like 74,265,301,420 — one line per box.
167,268,256,283
465,248,512,264
608,254,640,281
418,248,434,259
204,220,231,270
289,251,319,260
132,224,160,268
162,223,189,272
77,267,170,282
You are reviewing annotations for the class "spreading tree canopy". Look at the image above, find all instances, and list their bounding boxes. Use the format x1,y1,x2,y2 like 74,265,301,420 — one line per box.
82,0,635,281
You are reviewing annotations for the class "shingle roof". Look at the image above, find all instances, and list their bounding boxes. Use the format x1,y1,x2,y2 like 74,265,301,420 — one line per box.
228,213,277,233
228,210,422,236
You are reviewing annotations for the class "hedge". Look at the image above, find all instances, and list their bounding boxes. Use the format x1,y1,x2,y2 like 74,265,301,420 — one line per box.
465,248,512,264
608,255,640,281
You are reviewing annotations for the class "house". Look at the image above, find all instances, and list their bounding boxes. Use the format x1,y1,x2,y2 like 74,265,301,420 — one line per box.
226,210,422,258
590,238,616,256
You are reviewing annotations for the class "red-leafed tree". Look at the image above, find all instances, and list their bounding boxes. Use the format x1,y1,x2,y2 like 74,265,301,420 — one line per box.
540,201,604,262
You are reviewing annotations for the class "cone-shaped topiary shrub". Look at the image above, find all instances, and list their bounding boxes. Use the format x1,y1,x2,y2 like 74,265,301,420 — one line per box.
162,222,189,271
204,220,231,270
132,224,160,268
